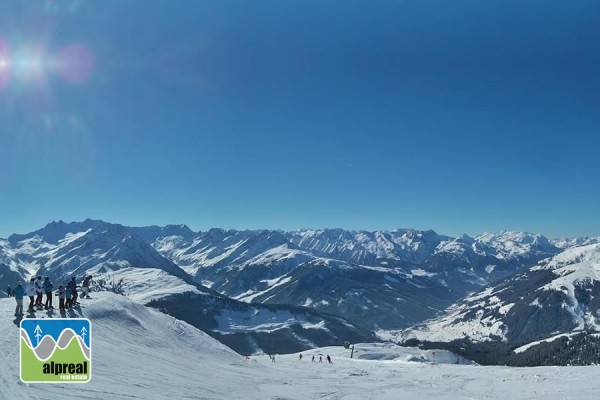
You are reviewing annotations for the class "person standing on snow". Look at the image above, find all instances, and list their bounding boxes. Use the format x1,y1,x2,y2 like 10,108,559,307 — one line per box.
26,278,36,312
56,285,66,312
68,276,78,305
34,276,44,307
65,284,73,309
14,283,25,316
43,277,54,310
81,275,93,299
6,285,13,298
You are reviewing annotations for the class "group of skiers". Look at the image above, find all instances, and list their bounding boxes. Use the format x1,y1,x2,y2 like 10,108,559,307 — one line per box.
11,275,94,317
300,354,332,363
267,354,333,364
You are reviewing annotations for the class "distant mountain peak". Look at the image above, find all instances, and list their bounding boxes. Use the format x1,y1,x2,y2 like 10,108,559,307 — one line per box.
8,219,107,245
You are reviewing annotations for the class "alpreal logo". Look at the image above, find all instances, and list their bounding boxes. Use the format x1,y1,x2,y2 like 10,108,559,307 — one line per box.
20,318,91,383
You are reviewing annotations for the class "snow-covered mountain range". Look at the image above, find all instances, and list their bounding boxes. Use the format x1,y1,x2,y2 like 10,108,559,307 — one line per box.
2,219,599,355
402,243,600,346
129,223,571,330
0,220,374,354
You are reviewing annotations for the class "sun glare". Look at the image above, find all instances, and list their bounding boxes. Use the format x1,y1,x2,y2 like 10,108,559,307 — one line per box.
0,39,94,90
0,38,8,89
4,45,47,85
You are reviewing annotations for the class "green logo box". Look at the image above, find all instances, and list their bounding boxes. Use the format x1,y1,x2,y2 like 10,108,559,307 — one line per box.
20,318,91,383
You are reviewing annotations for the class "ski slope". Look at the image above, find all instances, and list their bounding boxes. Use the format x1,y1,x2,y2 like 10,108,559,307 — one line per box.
1,292,600,399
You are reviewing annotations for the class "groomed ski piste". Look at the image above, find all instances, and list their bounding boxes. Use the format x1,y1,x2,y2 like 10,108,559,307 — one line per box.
1,292,600,399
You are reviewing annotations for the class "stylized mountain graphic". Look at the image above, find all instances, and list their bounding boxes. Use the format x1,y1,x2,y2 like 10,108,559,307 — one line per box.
20,328,90,361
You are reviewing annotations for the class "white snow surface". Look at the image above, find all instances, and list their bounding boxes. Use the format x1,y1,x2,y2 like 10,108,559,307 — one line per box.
83,266,206,304
215,309,322,335
513,332,579,354
533,243,600,330
2,293,600,399
234,276,293,302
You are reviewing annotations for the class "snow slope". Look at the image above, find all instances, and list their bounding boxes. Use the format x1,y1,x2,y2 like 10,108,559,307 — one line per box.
0,292,252,399
84,266,207,304
2,293,600,399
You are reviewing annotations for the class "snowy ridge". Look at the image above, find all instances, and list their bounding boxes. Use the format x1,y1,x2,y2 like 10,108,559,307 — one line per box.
472,231,557,260
535,244,600,331
534,243,600,273
151,228,293,275
1,220,202,302
84,266,208,304
7,219,105,246
402,244,600,344
288,228,448,265
551,236,600,249
433,234,476,257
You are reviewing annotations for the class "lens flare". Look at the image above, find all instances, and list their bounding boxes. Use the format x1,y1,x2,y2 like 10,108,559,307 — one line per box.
54,44,93,83
13,45,47,84
0,38,9,90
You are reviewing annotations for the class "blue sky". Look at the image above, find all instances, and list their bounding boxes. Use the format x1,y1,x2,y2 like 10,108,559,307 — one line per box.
1,0,598,239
